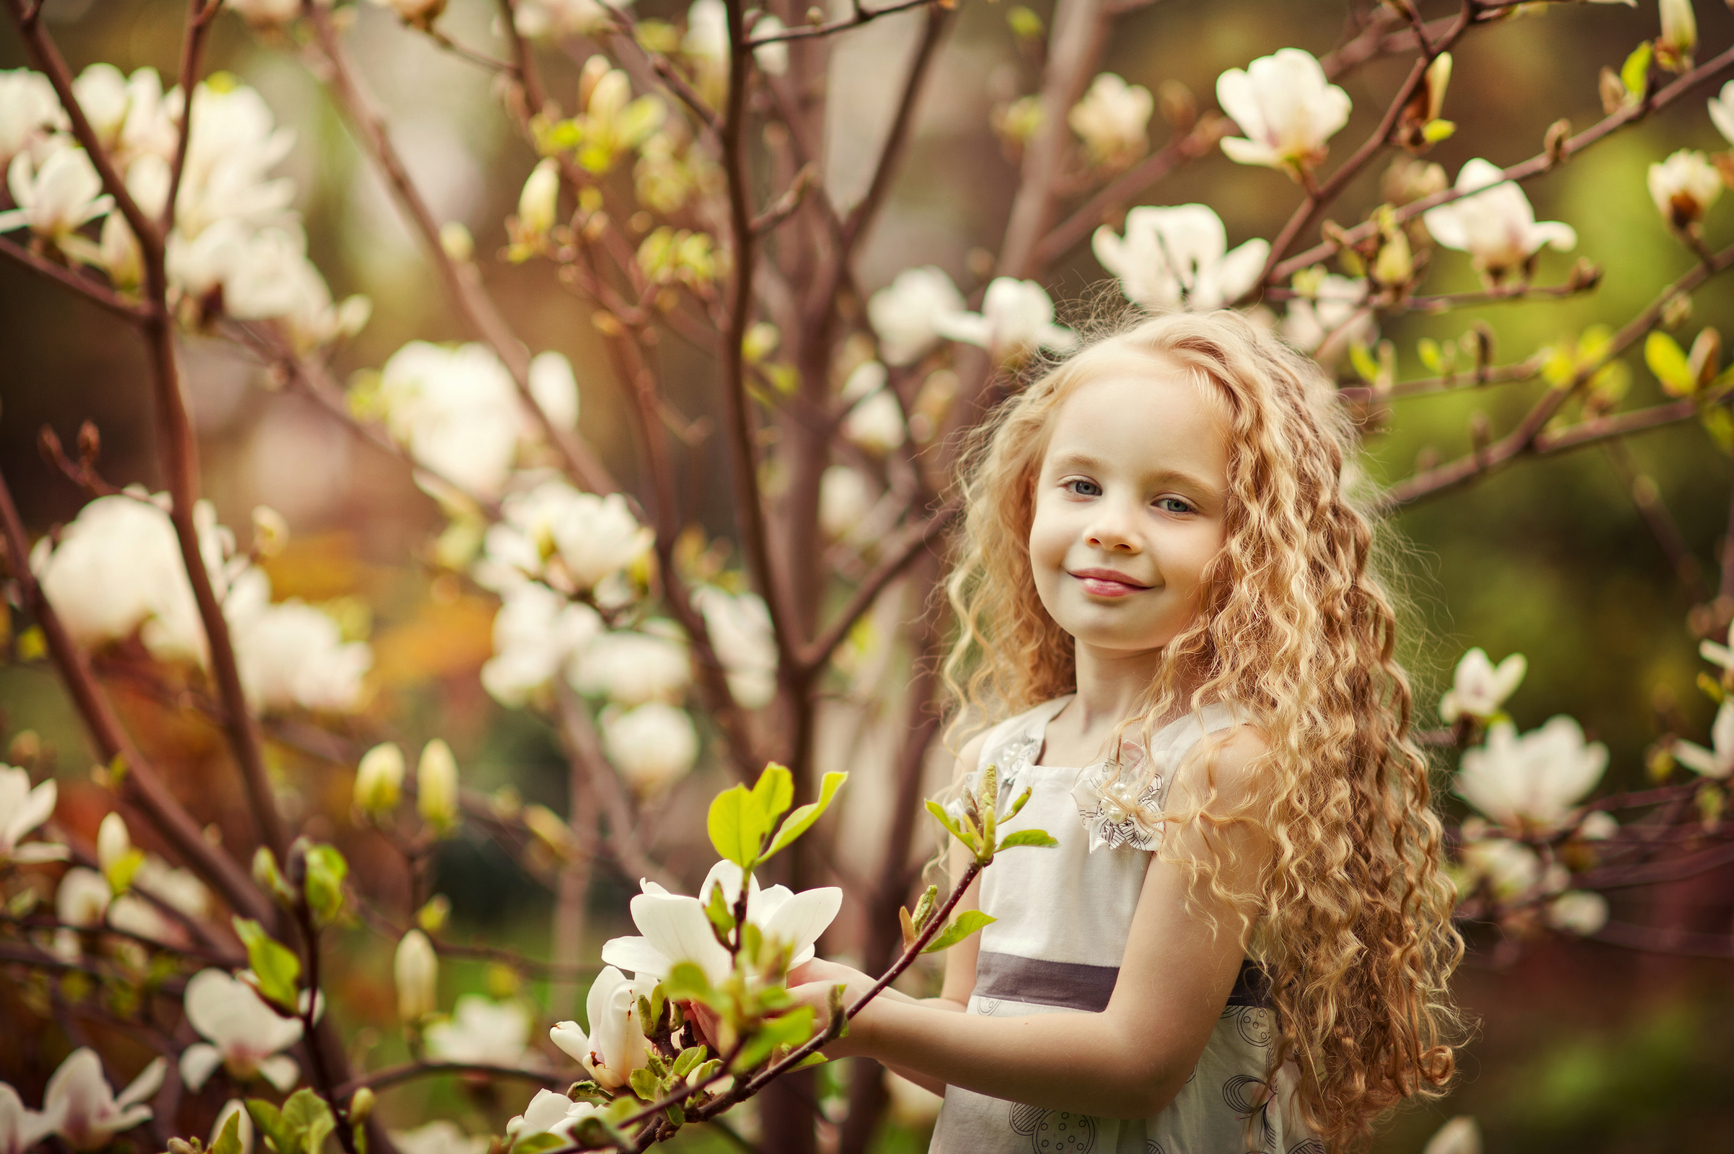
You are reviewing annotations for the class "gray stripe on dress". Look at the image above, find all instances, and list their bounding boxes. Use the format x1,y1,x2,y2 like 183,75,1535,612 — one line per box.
973,951,1119,1012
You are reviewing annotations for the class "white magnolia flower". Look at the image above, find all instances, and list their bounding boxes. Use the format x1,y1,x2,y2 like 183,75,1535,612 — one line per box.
1546,890,1609,936
934,278,1077,363
549,965,651,1090
514,0,630,38
1709,79,1734,145
476,480,654,593
683,0,728,61
1439,648,1526,724
354,743,405,813
602,702,700,795
1700,620,1734,672
56,867,112,929
1422,158,1576,278
868,267,966,366
481,582,605,707
395,929,439,1021
178,969,303,1093
226,0,304,25
505,1090,603,1149
0,69,68,168
1216,48,1350,173
133,854,210,920
377,342,532,500
226,571,371,713
529,351,580,432
1648,149,1722,229
1659,0,1697,67
69,66,173,172
44,1049,165,1151
1069,73,1152,165
1455,835,1541,901
392,1121,489,1154
1455,717,1608,831
0,146,113,250
575,629,691,705
752,16,789,76
1280,274,1372,355
424,995,532,1066
0,763,66,863
819,466,874,539
602,859,842,985
1575,810,1618,841
1674,700,1734,779
1,1082,57,1154
841,388,908,456
1420,1116,1481,1154
694,586,778,709
173,81,296,239
417,739,460,832
1092,204,1269,311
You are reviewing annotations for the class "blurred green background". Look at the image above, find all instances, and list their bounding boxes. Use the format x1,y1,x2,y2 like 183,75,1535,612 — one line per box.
5,1,1734,1150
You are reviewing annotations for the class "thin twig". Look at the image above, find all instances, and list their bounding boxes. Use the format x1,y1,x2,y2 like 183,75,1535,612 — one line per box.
799,501,959,673
747,0,940,46
0,235,144,320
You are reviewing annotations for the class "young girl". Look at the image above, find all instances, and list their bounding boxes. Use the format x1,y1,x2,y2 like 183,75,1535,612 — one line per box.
790,310,1463,1152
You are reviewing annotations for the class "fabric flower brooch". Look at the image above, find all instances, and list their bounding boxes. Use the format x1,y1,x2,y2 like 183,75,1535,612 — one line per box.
1071,742,1166,852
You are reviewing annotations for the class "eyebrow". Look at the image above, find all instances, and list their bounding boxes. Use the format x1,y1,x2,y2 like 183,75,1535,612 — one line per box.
1045,451,1221,494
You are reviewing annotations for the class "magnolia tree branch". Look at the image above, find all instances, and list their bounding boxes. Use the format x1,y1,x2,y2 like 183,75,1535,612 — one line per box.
299,1,617,495
747,0,943,47
1273,38,1734,282
0,235,144,319
554,684,682,891
1385,242,1734,508
798,500,958,673
0,466,273,926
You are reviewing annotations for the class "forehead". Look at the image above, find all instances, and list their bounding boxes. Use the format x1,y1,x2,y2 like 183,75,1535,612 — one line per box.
1041,356,1230,478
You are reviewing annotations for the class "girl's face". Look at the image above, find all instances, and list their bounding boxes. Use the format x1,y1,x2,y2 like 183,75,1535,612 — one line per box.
1028,362,1231,662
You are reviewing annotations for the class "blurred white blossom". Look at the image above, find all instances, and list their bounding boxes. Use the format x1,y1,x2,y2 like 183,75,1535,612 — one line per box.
0,146,113,253
377,342,549,500
1708,79,1734,145
549,965,650,1089
868,267,965,366
514,0,629,38
0,69,68,168
1216,48,1350,173
425,995,532,1066
56,867,112,930
1092,204,1268,311
1674,700,1734,779
226,0,304,26
1648,149,1722,229
417,739,460,833
529,351,580,431
602,860,842,985
1069,73,1152,165
476,480,653,593
1422,158,1576,278
575,629,690,705
516,158,559,249
1280,274,1372,356
178,969,302,1093
819,466,874,539
1455,717,1607,831
1546,890,1609,936
694,586,778,708
354,743,405,814
393,1122,489,1154
44,1050,164,1151
935,277,1076,363
480,582,605,707
842,387,908,456
752,15,789,76
1420,1116,1481,1154
602,702,700,795
395,929,439,1021
0,764,66,864
1439,648,1526,724
1,1083,57,1154
683,0,728,61
226,571,371,714
1455,835,1541,901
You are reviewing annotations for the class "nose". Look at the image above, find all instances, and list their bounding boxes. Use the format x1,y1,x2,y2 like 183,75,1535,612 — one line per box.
1083,498,1140,553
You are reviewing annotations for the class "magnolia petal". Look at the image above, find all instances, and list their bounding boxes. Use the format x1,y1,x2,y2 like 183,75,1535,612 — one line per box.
1420,205,1469,251
258,1054,300,1094
179,1044,222,1092
628,893,733,983
1674,740,1720,777
116,1058,166,1110
15,779,58,843
1213,69,1263,141
549,1021,591,1065
1212,238,1270,306
1530,221,1576,252
761,886,843,956
598,934,674,979
1219,136,1282,169
10,841,71,863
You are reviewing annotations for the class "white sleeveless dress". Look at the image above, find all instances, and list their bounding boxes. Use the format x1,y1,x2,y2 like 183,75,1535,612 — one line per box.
929,697,1318,1154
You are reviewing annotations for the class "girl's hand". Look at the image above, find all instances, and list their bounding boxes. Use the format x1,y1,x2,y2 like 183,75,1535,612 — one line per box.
784,957,879,1060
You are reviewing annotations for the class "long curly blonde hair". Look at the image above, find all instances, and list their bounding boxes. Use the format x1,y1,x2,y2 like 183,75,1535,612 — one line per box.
943,310,1463,1149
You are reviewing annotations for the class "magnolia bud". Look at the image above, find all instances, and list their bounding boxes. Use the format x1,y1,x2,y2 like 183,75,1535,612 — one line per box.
417,739,459,833
518,158,560,245
1660,0,1697,69
439,221,474,263
353,743,405,816
349,1086,376,1126
96,812,130,875
395,929,438,1021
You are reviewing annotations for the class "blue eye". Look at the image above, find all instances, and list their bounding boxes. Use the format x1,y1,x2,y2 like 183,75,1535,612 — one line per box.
1064,479,1102,496
1156,497,1194,515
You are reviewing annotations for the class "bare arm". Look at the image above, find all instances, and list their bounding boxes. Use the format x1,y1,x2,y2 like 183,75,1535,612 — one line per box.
792,727,1268,1119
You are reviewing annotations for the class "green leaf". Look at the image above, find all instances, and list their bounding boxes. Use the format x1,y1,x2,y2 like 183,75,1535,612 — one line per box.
1005,786,1033,821
1349,340,1379,384
282,1089,335,1154
733,1005,816,1070
671,1045,707,1079
762,772,848,861
997,829,1060,851
924,799,963,841
232,917,301,1013
708,783,771,869
211,1112,245,1154
1417,337,1446,374
514,1133,569,1154
704,882,735,944
661,962,718,1007
302,843,349,928
921,911,997,954
751,763,795,825
1646,330,1697,396
1420,118,1455,144
1621,40,1653,97
246,1100,291,1154
628,1066,662,1101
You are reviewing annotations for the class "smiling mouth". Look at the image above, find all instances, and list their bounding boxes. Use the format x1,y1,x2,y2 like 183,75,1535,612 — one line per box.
1069,568,1150,596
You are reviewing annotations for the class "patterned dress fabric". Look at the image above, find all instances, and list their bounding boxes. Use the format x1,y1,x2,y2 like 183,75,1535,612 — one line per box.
929,697,1318,1154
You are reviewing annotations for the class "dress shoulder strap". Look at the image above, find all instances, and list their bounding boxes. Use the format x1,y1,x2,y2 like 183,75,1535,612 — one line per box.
975,696,1071,774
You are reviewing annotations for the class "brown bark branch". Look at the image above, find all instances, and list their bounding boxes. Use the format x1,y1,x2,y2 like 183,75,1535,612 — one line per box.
0,235,144,320
798,500,957,673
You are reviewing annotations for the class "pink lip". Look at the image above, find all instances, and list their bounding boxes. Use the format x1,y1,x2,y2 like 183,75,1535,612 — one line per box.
1070,568,1148,597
